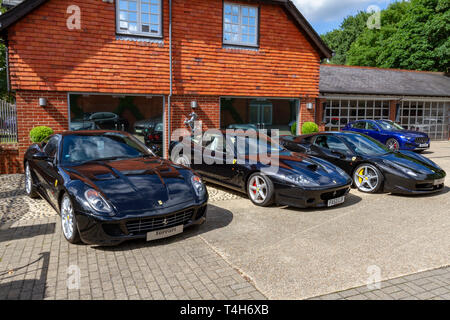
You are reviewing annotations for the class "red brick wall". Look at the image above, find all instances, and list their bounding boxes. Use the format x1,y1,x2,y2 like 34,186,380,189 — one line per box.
0,145,21,174
13,90,69,172
298,98,316,134
8,0,321,98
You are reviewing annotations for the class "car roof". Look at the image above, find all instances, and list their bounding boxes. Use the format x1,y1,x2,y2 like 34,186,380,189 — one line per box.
60,130,129,136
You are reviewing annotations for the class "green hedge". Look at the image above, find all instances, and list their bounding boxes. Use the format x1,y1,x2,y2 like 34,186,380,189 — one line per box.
301,122,319,135
29,126,54,143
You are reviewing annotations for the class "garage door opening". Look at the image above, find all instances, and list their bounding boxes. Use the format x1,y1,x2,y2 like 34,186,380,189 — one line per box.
220,98,298,135
68,94,165,155
322,99,390,131
398,100,449,140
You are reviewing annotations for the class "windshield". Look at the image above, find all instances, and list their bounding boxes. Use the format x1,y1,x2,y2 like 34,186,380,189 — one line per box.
377,120,404,131
340,134,390,156
229,135,283,155
61,132,154,164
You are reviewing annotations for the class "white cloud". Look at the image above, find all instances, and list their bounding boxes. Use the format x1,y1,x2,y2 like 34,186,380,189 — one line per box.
292,0,389,22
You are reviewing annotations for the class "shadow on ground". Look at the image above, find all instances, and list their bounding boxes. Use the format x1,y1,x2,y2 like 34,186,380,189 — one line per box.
0,222,56,243
0,252,50,300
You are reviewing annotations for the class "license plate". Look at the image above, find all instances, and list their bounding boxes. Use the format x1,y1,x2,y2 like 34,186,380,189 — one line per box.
327,196,345,207
146,225,183,241
135,129,142,134
433,178,445,186
419,143,429,148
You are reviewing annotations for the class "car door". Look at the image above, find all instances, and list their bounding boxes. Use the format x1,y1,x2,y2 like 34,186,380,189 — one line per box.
365,121,386,143
310,135,354,173
33,135,61,207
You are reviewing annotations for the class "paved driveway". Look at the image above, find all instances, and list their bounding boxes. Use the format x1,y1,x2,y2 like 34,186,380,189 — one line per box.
0,142,449,300
200,141,450,299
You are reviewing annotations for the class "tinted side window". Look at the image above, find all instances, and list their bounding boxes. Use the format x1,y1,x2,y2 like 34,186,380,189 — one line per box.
314,135,351,154
366,122,378,130
43,136,59,158
352,122,365,129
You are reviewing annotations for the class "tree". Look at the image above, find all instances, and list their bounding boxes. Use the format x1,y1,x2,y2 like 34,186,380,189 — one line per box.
322,11,370,65
322,0,449,73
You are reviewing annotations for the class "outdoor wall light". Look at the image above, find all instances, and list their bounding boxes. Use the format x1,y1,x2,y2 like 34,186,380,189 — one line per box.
306,102,313,110
39,98,47,107
191,101,198,109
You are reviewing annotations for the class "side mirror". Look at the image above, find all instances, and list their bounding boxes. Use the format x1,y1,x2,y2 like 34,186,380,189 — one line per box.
32,152,52,161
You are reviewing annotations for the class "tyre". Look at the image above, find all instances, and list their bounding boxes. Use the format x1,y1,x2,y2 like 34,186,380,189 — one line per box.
246,172,274,207
60,193,81,244
172,154,191,167
353,164,383,193
386,138,400,152
24,162,39,198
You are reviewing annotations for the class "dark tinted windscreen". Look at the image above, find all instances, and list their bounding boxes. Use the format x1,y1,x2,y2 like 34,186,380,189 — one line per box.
61,133,151,164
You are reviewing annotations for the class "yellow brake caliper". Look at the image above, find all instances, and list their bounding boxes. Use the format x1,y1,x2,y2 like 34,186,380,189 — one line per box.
358,168,364,184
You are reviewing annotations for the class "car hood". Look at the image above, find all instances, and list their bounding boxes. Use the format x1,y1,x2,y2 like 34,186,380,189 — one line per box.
378,151,445,178
274,151,351,187
390,130,429,138
63,158,196,215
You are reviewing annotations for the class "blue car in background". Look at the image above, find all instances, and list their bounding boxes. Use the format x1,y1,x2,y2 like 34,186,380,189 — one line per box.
343,119,430,152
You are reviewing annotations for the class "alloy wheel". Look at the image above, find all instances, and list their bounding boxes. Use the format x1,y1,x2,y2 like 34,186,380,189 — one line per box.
386,138,399,151
353,165,379,192
61,195,74,240
25,164,32,195
248,175,267,204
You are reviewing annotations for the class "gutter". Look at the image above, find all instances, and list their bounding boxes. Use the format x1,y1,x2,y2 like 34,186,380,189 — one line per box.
167,0,172,159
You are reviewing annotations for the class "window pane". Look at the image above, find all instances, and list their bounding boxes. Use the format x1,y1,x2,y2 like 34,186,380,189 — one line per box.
120,11,127,21
129,1,137,11
142,3,149,12
142,25,149,32
142,13,149,23
150,14,159,24
129,12,137,22
129,23,137,32
223,3,258,46
119,1,127,10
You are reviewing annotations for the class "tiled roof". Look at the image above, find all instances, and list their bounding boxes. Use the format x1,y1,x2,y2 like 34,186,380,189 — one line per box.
320,65,450,97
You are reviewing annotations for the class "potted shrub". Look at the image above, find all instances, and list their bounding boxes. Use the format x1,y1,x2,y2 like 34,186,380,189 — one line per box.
29,126,54,143
301,122,319,134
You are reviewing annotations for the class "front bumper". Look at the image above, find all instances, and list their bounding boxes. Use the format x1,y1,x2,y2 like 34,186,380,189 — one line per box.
401,140,430,151
273,183,351,208
383,173,445,195
75,203,207,246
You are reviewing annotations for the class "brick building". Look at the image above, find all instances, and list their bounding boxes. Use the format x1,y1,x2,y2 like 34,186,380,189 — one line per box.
0,0,331,173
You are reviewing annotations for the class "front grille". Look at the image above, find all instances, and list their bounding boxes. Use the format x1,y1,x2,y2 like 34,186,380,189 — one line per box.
415,137,428,144
126,209,194,235
320,188,348,201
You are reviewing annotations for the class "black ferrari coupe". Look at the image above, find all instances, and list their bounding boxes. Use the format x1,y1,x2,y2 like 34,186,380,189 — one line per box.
281,132,446,194
24,131,208,246
170,131,352,208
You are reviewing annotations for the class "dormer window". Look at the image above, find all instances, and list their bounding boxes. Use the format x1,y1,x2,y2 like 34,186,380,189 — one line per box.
117,0,162,37
223,2,258,47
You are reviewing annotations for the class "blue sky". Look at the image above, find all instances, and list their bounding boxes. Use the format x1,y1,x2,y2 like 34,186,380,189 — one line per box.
292,0,396,35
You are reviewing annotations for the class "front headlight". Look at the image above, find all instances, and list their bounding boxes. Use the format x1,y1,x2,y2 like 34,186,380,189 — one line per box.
191,175,206,198
284,174,319,187
84,189,114,215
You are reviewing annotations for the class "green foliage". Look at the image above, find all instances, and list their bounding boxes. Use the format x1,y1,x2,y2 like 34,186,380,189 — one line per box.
322,0,449,72
29,126,54,143
301,122,319,135
322,11,371,65
290,121,297,135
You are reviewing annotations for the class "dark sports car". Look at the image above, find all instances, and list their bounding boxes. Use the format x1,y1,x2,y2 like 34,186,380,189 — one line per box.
170,131,352,208
281,132,446,194
24,131,208,246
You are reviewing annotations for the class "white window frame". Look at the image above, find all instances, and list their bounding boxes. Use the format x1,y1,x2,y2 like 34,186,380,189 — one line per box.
116,0,163,38
223,2,259,47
